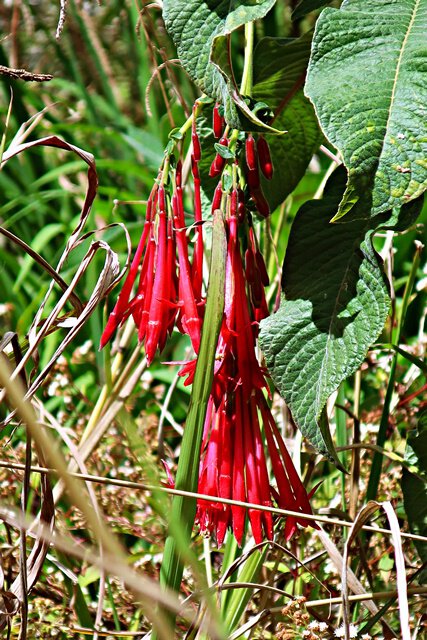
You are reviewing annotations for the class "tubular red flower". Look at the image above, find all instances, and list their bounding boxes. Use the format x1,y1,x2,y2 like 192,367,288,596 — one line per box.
99,183,158,348
173,186,202,353
191,156,204,305
145,188,169,364
231,391,246,545
226,216,268,395
134,234,156,342
241,387,264,543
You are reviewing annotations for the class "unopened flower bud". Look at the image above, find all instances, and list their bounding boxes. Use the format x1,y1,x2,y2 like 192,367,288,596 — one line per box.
213,103,224,139
245,134,257,171
252,189,270,218
192,130,201,162
257,136,273,179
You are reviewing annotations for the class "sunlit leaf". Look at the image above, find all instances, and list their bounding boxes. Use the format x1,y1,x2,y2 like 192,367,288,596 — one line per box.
305,0,427,219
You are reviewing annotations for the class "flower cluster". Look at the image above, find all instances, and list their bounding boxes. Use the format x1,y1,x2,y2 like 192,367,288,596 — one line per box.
101,102,316,545
100,164,203,364
180,191,315,545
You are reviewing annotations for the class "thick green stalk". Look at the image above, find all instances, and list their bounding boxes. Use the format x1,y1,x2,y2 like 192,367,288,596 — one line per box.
159,210,227,621
240,21,254,97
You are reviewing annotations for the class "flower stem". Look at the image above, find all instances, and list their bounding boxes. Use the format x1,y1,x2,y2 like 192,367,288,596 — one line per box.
240,21,254,97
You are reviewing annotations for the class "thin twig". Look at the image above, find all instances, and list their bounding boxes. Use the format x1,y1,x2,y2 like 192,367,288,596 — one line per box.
0,65,52,82
56,0,67,39
271,585,427,610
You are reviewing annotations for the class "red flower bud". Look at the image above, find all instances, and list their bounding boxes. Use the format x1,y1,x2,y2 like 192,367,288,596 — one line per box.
158,184,166,214
213,103,224,139
257,136,273,180
255,250,270,286
252,189,270,218
192,131,201,162
245,134,257,172
212,182,223,212
237,188,246,223
209,154,225,177
175,160,182,188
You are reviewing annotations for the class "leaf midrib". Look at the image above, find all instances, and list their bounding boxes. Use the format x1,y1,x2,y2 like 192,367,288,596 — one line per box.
379,0,420,163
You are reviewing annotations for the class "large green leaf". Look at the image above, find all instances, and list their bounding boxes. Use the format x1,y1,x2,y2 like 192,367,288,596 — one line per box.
259,168,422,461
305,0,427,219
253,34,322,210
401,410,427,575
163,0,276,128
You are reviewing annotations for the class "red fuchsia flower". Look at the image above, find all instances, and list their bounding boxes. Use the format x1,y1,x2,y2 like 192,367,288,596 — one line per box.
190,155,204,306
181,197,316,546
100,159,204,363
101,106,315,545
172,164,202,354
99,178,160,351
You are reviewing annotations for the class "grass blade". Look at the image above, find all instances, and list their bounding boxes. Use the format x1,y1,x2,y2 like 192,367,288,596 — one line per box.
159,210,226,628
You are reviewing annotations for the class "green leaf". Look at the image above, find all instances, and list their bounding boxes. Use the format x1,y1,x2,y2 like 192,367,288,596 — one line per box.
305,0,427,219
214,141,235,160
292,0,334,20
253,33,323,209
163,0,277,129
401,410,427,573
224,547,267,632
260,167,423,462
259,169,389,461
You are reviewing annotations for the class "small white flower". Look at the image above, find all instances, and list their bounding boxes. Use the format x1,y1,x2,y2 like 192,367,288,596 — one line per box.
335,624,358,638
361,635,372,640
318,622,328,632
79,339,92,355
308,620,320,630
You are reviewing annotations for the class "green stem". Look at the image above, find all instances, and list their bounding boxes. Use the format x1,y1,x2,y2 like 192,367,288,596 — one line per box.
240,22,254,97
366,241,423,501
335,384,348,513
158,210,227,627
